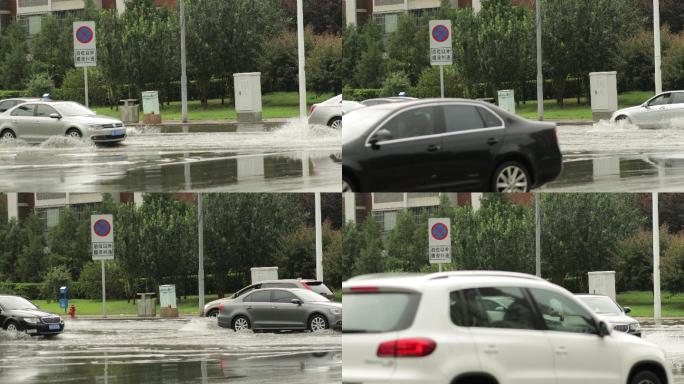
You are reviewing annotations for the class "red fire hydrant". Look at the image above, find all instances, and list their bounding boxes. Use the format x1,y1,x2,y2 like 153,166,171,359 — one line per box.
69,304,76,319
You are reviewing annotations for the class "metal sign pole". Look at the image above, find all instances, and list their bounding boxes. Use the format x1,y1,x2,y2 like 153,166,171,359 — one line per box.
296,0,307,122
101,259,106,318
653,0,662,94
653,192,661,320
440,65,445,98
198,193,205,315
536,0,544,121
84,67,89,108
180,0,189,123
535,193,541,277
315,193,323,281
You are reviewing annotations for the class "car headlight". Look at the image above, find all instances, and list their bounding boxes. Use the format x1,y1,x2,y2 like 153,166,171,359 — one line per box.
329,308,342,315
88,124,103,129
23,317,40,324
629,323,640,332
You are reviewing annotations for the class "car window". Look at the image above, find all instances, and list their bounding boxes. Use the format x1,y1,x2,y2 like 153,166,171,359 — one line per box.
478,107,503,127
577,296,622,315
649,93,671,106
11,104,35,117
344,292,421,333
35,105,58,117
306,282,333,296
458,287,537,330
529,289,598,335
262,282,297,289
380,106,442,141
244,290,271,303
444,105,485,132
235,284,260,297
672,92,684,104
0,101,15,112
271,290,297,303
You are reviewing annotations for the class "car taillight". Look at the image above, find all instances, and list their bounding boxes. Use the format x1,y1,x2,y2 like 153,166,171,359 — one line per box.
302,283,313,291
350,286,379,292
377,338,436,358
310,104,317,115
218,304,224,312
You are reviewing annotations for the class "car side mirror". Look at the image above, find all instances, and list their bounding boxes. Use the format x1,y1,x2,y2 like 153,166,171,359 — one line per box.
49,113,61,119
597,320,611,337
291,299,303,306
369,129,393,148
623,307,631,314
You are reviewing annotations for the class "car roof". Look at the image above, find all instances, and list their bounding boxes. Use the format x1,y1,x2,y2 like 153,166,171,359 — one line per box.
343,271,554,292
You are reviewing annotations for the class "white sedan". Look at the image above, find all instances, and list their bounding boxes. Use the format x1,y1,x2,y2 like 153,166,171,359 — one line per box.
612,91,684,128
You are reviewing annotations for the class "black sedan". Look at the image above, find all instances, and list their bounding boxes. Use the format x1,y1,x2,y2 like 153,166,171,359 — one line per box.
0,295,64,337
342,99,562,192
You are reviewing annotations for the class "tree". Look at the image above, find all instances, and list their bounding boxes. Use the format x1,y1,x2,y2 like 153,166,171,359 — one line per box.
41,266,71,302
0,23,30,89
280,0,342,35
16,214,46,283
384,210,427,272
341,25,361,88
31,15,73,88
353,217,384,275
613,230,661,292
47,208,92,280
354,21,385,88
386,14,429,84
96,9,127,106
0,219,23,281
307,33,343,94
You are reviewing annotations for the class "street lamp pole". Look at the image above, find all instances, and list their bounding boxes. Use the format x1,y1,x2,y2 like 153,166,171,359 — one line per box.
653,0,662,94
180,0,189,123
315,192,323,281
198,193,205,315
296,0,307,122
536,0,544,121
535,193,541,277
653,193,661,320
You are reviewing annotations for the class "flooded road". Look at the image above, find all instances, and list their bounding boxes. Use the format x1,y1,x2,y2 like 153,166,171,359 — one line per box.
541,121,684,192
643,320,684,382
0,122,341,192
0,318,341,384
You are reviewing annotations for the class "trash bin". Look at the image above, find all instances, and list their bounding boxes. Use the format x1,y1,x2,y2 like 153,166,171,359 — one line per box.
120,99,140,124
137,292,156,317
159,285,178,318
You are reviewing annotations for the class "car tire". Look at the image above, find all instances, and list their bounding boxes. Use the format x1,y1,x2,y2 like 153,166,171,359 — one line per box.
342,174,356,192
66,128,82,139
206,309,219,318
232,316,251,332
327,117,342,129
615,115,631,124
1,129,16,140
4,320,21,332
308,314,328,332
630,371,662,384
491,161,531,192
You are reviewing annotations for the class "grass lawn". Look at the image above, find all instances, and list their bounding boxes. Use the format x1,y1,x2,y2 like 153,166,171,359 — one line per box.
617,291,684,318
92,92,334,122
34,295,221,316
516,91,654,120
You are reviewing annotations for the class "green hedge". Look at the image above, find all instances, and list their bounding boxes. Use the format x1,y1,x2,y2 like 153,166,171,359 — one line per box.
0,90,26,99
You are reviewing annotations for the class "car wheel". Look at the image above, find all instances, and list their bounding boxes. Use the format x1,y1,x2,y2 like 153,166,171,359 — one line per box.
342,175,355,192
308,314,328,332
1,129,16,140
615,115,631,124
4,321,20,332
66,128,82,139
232,316,251,332
630,371,662,384
327,117,342,129
492,161,531,192
206,309,219,318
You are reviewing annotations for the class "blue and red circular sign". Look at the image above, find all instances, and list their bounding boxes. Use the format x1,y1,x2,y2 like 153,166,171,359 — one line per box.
76,26,94,44
93,219,111,237
432,24,450,43
431,222,449,241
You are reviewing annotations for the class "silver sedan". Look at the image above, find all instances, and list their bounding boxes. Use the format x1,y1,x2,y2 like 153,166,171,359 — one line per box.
308,94,364,129
611,90,684,128
0,101,127,144
217,288,342,332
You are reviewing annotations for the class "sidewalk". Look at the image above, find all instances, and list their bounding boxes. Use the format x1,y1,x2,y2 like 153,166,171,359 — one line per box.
65,314,199,321
128,118,292,127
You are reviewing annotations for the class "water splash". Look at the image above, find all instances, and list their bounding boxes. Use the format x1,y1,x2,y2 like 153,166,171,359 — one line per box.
38,136,94,149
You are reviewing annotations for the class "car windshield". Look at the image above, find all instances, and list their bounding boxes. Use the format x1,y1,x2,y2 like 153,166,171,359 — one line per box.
0,296,37,311
54,102,97,117
342,107,395,144
578,296,622,315
343,291,420,333
294,289,330,303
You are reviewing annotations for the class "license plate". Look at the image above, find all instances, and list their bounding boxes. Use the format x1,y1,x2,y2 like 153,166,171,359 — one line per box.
111,129,124,136
48,324,60,331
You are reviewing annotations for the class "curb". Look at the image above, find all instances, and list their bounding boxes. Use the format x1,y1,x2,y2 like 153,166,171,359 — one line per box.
64,315,200,321
127,119,292,127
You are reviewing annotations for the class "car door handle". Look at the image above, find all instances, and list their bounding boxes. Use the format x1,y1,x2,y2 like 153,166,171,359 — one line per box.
246,306,253,310
483,345,499,355
555,347,568,355
427,145,441,152
271,306,277,309
486,138,500,145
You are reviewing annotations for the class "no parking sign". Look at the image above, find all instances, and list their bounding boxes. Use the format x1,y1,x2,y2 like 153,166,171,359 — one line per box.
74,21,97,67
428,218,451,264
429,20,453,66
91,214,114,260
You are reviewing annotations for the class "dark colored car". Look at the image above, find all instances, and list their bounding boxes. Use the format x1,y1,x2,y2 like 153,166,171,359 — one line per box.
217,288,342,332
202,279,335,317
342,99,562,192
0,295,64,337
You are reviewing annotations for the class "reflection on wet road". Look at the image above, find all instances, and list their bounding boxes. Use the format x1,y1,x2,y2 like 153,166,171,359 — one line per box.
643,320,684,382
0,318,341,384
0,122,341,192
542,121,684,192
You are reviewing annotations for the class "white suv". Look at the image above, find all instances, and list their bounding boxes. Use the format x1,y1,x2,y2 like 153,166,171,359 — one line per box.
343,271,671,384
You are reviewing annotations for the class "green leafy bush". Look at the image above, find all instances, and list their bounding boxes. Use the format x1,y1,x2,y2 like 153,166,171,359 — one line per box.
380,71,411,97
25,73,55,98
41,266,71,302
